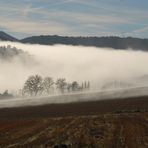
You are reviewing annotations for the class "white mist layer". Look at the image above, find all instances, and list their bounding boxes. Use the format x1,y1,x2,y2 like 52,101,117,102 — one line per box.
0,41,148,93
0,86,148,108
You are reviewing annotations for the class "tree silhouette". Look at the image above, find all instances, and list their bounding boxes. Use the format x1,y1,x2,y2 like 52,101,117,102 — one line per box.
67,83,72,92
56,78,67,93
71,81,79,91
23,75,43,96
43,77,54,94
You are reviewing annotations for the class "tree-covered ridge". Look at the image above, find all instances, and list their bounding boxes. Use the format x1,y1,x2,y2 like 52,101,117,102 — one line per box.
21,36,148,51
0,31,148,51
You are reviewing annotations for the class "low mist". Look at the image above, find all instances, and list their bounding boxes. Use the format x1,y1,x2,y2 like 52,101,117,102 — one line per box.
0,41,148,93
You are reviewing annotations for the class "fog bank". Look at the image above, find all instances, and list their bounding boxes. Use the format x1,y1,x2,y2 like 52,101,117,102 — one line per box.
0,41,148,93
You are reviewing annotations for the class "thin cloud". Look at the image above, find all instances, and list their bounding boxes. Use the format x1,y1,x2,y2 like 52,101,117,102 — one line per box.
0,16,66,35
124,26,148,38
0,0,148,38
133,26,148,34
33,0,74,11
22,3,32,17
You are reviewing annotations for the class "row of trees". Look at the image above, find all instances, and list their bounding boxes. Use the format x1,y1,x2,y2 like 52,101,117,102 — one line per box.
22,75,90,96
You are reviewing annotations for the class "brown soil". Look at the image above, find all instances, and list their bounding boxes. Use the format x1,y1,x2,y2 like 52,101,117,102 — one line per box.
0,96,148,147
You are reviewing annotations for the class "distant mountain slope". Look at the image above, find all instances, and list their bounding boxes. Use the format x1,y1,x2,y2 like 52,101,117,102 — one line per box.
21,36,148,51
0,31,148,50
0,31,18,41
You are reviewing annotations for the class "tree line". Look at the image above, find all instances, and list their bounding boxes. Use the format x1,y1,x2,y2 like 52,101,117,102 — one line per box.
21,36,148,51
22,75,90,96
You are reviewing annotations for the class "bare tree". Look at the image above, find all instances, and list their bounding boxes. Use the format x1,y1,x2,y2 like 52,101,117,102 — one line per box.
43,77,54,94
23,75,43,96
71,81,79,91
56,78,67,93
67,83,72,92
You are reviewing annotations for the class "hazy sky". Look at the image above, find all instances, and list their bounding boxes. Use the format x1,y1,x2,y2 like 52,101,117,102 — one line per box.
0,0,148,39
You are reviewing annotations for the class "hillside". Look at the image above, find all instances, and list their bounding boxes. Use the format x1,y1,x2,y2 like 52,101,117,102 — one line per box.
0,31,18,41
0,31,148,50
21,35,148,51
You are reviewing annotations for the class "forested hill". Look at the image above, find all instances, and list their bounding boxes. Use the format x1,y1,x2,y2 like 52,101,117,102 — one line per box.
0,31,148,50
21,36,148,50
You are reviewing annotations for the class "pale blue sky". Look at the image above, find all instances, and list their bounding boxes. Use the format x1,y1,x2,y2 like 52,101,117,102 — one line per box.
0,0,148,39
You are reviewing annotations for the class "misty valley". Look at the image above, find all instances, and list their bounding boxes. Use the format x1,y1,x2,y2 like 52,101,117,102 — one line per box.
0,41,148,147
1,42,148,105
1,0,148,147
